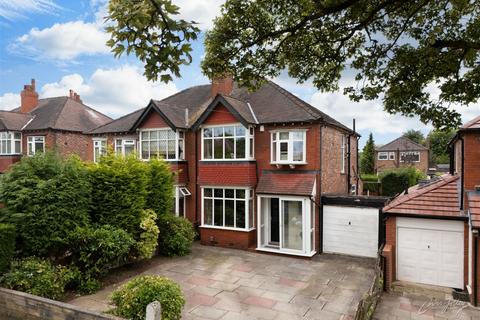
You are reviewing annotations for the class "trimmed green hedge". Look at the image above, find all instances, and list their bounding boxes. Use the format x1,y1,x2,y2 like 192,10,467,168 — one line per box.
111,275,185,320
0,223,15,274
379,167,426,196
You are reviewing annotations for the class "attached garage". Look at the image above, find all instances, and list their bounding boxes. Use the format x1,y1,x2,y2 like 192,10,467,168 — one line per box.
321,195,388,258
397,218,464,289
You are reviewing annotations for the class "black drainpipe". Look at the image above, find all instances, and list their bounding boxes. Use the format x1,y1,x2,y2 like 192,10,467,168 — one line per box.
460,136,465,210
474,233,478,306
347,124,352,194
194,130,199,226
449,143,455,175
354,119,359,195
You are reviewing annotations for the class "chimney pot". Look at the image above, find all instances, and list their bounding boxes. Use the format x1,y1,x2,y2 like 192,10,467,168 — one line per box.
20,78,39,113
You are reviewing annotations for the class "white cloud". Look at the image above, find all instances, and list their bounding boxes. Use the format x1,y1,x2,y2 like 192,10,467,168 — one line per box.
0,0,60,21
0,93,20,110
174,0,224,30
41,65,178,117
9,20,110,60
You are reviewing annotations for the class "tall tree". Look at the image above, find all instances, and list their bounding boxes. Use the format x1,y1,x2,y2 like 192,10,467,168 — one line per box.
106,0,480,129
360,133,375,174
426,129,457,164
403,130,426,145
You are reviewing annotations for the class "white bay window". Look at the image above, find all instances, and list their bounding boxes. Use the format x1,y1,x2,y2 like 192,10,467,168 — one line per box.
202,187,254,230
202,124,254,160
140,129,184,161
0,132,21,155
271,130,306,164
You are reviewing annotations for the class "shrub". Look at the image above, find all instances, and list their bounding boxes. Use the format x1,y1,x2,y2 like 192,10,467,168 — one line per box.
146,158,174,215
379,167,427,196
69,225,134,279
88,153,148,238
110,275,185,320
134,209,160,260
157,214,196,257
0,152,91,257
0,257,74,299
0,223,15,274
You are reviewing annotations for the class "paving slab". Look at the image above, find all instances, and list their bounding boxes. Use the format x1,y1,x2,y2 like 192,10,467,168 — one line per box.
68,243,375,319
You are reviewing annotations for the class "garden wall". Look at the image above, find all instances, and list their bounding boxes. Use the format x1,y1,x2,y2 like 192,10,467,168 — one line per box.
0,288,123,320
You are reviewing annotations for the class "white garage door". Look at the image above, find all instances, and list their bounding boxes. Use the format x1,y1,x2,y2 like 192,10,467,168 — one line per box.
323,205,379,258
397,218,464,288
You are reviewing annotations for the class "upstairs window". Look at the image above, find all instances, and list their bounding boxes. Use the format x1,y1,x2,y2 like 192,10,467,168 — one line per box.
93,139,106,162
271,130,306,164
115,139,136,156
400,151,420,163
202,124,253,160
0,132,21,155
27,136,45,156
140,129,184,161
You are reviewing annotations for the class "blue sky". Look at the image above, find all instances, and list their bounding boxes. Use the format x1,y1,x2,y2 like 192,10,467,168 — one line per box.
0,0,479,148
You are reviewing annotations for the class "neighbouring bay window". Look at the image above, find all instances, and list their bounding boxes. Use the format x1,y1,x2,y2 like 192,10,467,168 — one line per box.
174,186,191,217
400,151,420,162
202,124,254,160
27,136,45,156
202,187,254,230
93,139,106,162
115,139,136,156
139,129,184,160
0,132,21,155
271,130,306,164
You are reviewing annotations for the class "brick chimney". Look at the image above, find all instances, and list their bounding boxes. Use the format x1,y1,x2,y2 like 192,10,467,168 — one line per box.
211,76,234,97
68,89,82,103
20,79,39,113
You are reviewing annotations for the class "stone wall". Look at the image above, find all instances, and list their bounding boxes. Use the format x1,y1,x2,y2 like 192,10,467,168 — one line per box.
0,288,122,320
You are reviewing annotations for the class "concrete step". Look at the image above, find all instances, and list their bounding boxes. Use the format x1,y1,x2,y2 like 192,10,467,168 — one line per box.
392,281,455,300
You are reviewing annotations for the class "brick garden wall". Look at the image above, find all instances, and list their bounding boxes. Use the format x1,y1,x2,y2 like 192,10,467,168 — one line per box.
0,288,122,320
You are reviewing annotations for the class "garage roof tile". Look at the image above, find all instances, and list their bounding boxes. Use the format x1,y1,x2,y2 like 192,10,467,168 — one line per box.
256,172,316,196
383,175,464,218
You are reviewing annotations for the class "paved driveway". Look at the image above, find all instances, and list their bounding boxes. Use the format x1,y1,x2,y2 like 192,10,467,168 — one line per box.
374,291,480,320
69,243,375,319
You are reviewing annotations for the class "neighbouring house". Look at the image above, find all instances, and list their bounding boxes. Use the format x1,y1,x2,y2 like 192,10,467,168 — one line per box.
375,136,429,174
381,114,480,307
89,77,359,257
0,79,111,172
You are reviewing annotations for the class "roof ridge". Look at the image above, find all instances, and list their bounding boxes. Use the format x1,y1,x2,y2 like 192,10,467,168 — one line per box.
402,136,428,150
155,84,210,106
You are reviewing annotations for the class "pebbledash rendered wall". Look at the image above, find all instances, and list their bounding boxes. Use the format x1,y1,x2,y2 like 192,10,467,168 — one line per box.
0,288,123,320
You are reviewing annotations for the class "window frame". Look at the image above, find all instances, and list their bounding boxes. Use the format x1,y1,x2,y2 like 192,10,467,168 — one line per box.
201,123,254,161
341,135,346,174
378,152,389,160
270,129,307,165
138,128,185,161
400,151,420,163
201,187,254,231
114,138,136,156
93,138,106,163
27,135,45,156
0,131,22,155
174,186,191,218
389,152,395,160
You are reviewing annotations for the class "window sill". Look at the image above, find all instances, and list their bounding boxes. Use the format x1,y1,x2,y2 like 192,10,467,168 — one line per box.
270,162,307,166
200,159,255,162
199,225,255,232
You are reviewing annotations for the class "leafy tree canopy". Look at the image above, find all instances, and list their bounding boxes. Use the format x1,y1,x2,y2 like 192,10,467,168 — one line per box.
426,128,457,164
107,0,480,129
403,129,426,145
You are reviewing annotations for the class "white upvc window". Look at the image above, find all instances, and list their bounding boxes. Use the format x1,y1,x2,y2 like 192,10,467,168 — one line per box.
93,139,106,162
271,130,306,164
201,187,254,231
115,139,136,156
27,136,45,156
201,124,254,160
139,128,184,161
400,151,420,163
0,132,21,155
341,135,346,173
378,152,388,160
174,186,191,218
389,152,395,160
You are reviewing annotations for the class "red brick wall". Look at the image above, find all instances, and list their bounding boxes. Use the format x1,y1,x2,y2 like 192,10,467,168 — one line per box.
463,132,480,191
375,149,429,174
203,104,238,125
199,227,256,249
0,156,21,173
198,162,257,186
139,111,169,128
53,132,92,161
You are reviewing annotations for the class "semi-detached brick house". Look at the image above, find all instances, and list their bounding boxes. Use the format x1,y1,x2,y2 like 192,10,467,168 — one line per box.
89,77,359,257
381,114,480,306
0,79,111,172
375,136,429,174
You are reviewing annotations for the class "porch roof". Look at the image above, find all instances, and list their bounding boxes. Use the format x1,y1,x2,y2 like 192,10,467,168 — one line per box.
256,172,316,197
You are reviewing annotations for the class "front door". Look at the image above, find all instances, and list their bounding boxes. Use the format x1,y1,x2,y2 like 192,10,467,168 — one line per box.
270,198,279,244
